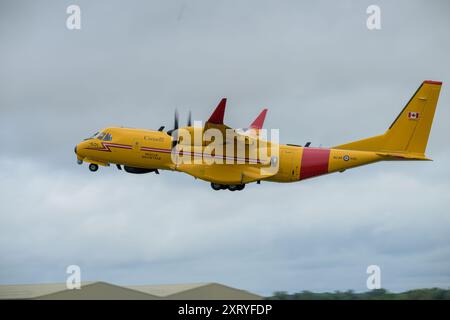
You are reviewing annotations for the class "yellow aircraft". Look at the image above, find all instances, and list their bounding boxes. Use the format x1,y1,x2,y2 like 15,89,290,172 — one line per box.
75,80,442,191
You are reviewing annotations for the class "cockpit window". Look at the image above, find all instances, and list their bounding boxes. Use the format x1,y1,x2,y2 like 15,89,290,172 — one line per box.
84,131,100,140
85,130,110,140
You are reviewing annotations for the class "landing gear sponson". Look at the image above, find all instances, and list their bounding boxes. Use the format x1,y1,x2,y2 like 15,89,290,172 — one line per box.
211,183,245,191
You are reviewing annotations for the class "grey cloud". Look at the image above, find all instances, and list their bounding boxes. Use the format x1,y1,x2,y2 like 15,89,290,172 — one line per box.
1,0,450,295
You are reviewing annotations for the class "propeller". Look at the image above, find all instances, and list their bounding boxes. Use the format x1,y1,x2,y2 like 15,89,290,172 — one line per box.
187,110,192,127
166,109,179,136
165,110,180,149
166,109,192,148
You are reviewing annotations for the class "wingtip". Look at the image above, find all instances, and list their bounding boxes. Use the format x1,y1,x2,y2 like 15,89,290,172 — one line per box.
207,98,227,124
250,108,268,129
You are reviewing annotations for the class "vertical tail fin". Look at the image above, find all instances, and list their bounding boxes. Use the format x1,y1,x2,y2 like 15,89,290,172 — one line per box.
334,80,442,158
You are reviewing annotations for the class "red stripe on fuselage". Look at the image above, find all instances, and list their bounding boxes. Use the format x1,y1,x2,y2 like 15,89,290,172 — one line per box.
86,142,132,152
300,148,330,180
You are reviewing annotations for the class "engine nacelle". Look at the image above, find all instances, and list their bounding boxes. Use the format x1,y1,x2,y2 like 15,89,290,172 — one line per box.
123,166,156,174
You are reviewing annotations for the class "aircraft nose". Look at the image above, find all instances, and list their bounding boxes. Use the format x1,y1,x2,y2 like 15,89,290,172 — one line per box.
74,144,84,165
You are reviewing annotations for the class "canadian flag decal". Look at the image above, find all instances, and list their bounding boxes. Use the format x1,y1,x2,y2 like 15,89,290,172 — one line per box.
408,112,419,120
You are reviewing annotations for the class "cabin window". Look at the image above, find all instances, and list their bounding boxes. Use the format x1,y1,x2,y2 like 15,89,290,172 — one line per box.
103,133,112,141
97,132,106,140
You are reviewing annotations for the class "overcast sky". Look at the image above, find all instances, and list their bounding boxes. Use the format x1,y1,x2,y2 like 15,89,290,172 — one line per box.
1,0,449,295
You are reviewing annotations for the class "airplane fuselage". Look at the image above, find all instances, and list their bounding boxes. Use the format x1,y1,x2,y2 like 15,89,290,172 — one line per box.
75,126,382,185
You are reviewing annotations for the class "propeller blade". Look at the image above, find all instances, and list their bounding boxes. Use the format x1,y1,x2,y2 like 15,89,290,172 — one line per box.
167,109,179,136
169,110,180,148
174,109,179,131
187,110,192,127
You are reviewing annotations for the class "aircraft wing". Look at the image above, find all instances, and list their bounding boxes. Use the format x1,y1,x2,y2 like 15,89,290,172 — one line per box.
175,99,277,183
176,161,277,184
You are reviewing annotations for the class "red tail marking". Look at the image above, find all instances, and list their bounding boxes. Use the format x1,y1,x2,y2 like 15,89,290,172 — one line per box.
423,80,442,85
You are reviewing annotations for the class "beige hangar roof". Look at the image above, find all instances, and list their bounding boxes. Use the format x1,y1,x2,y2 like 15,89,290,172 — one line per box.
0,281,262,300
